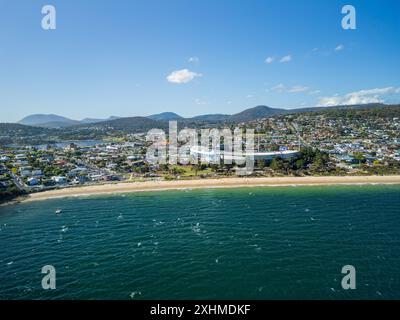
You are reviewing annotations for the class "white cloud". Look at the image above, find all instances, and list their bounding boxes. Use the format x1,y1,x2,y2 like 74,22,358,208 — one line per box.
335,44,344,52
353,87,400,96
188,56,200,63
265,56,274,64
309,90,321,95
317,87,400,106
195,98,207,105
280,55,292,63
167,69,202,84
272,83,286,93
272,84,312,94
318,96,348,106
288,85,310,93
265,54,292,64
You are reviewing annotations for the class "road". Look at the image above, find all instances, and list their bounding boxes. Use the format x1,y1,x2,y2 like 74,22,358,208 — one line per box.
7,169,29,192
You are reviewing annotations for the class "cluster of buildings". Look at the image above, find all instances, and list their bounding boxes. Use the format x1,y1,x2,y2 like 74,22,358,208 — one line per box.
1,112,400,196
246,112,400,170
0,137,147,193
0,162,10,190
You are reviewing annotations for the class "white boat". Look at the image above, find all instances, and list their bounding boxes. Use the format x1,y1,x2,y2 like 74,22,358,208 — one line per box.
55,209,62,214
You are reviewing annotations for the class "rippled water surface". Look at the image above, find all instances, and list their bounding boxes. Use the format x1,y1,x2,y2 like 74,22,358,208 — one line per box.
0,185,399,299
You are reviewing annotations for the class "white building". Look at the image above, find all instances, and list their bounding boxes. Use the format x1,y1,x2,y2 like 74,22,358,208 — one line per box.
20,169,32,177
190,146,300,163
51,176,68,184
32,169,43,177
27,177,39,186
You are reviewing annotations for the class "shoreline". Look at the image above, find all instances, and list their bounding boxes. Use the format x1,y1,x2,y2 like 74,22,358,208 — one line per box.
14,175,400,204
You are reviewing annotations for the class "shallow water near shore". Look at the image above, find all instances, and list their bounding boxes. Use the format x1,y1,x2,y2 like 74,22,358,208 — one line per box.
0,185,399,299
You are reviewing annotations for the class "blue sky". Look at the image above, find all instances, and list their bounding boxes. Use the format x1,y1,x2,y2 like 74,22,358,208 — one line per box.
1,0,399,122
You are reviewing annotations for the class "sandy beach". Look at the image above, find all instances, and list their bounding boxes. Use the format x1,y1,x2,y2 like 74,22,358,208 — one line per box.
21,175,400,203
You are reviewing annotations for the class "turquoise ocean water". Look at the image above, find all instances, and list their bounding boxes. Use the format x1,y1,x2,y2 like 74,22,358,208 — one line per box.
0,185,399,300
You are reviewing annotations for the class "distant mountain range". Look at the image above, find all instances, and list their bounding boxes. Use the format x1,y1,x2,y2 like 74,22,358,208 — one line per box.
18,114,120,128
190,114,230,121
228,105,285,122
17,106,287,128
0,103,397,146
147,112,183,121
16,103,397,129
79,116,168,132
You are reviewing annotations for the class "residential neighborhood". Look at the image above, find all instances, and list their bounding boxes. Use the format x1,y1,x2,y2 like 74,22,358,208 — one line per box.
1,107,400,202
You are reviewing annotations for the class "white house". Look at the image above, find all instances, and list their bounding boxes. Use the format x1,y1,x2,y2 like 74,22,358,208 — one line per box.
51,176,68,184
27,177,39,186
32,169,43,177
20,169,32,177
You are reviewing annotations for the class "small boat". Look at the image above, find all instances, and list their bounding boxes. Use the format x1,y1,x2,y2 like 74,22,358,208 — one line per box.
55,209,62,215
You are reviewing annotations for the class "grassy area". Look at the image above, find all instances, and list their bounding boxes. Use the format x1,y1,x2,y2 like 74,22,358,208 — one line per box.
167,165,213,177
